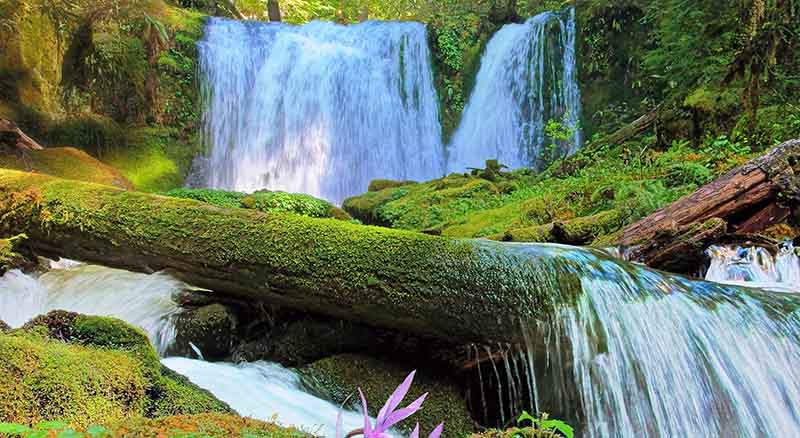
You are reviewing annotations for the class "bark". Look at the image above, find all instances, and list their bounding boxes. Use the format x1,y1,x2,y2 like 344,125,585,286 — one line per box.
267,0,281,22
0,118,44,152
618,138,800,270
0,170,586,345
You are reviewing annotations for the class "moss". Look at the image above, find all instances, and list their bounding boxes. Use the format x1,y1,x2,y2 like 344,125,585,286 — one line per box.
110,412,306,438
164,188,352,220
148,366,233,418
0,330,149,428
300,354,474,438
368,179,418,192
470,427,561,438
732,105,800,153
0,233,28,273
174,304,237,360
0,146,134,189
0,169,588,342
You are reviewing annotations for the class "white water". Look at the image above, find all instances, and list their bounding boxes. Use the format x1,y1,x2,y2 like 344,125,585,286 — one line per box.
447,9,582,173
0,262,182,354
705,243,800,292
468,243,800,437
198,18,445,203
0,263,375,436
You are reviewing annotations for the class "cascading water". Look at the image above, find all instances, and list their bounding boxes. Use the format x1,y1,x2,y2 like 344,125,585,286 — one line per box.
0,263,376,436
198,18,445,203
466,242,800,437
705,242,800,292
447,9,582,173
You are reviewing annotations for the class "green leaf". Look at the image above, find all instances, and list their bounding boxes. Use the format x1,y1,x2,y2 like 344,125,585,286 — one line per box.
0,423,32,434
516,410,538,427
540,419,575,438
35,421,70,431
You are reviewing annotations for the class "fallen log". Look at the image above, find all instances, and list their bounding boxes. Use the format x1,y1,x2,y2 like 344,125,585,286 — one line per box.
0,118,44,151
0,170,584,344
618,138,800,269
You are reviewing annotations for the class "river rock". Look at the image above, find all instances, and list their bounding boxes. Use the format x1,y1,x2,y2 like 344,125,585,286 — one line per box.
174,303,238,361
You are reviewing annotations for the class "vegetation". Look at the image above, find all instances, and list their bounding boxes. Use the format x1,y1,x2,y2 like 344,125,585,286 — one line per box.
162,188,352,219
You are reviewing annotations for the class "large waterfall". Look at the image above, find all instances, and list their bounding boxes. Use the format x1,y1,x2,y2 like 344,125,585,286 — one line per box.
198,18,445,203
447,9,582,173
197,9,582,202
0,263,375,437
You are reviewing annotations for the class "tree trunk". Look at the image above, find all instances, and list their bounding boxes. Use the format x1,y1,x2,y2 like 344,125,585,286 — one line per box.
267,0,282,22
618,138,800,269
0,118,44,152
0,170,583,345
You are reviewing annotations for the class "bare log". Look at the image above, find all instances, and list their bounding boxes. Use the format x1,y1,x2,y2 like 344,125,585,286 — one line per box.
0,118,44,151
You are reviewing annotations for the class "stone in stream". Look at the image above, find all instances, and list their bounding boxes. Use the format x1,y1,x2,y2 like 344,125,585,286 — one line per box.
173,303,239,361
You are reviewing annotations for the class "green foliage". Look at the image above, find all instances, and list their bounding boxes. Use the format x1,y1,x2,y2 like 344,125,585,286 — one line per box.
162,188,351,219
162,188,247,209
517,411,574,438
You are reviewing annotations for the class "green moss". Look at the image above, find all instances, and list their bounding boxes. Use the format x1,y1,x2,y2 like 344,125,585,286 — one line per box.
110,412,306,438
300,354,474,438
164,188,352,220
0,233,28,273
368,179,417,192
470,427,563,438
149,366,233,418
0,330,149,428
732,105,800,153
0,146,134,189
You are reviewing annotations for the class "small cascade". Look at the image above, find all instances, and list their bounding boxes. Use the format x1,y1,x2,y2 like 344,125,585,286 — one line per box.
198,18,445,203
447,8,582,173
705,242,800,292
0,263,376,435
0,262,182,354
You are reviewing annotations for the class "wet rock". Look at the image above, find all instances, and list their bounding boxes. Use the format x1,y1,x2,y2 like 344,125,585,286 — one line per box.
231,317,374,366
174,304,238,360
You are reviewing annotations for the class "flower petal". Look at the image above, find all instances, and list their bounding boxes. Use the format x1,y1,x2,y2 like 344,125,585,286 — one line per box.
377,371,416,426
410,423,420,438
359,388,372,436
428,423,444,438
381,392,428,430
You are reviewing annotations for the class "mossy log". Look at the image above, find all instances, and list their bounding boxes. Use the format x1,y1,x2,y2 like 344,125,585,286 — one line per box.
619,138,800,267
0,170,580,344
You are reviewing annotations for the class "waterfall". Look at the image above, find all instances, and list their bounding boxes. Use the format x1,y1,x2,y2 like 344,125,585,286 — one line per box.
0,263,376,436
447,8,582,173
198,18,445,203
478,242,800,437
705,243,800,292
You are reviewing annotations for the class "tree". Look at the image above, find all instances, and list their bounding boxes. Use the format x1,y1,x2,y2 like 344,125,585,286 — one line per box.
267,0,282,21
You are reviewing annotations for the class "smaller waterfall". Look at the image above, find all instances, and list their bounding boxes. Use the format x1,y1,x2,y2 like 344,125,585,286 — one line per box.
448,8,582,173
198,18,445,203
705,242,800,292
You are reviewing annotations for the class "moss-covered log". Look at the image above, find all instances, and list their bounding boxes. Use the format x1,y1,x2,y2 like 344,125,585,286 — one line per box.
619,138,800,246
0,170,580,344
0,118,43,151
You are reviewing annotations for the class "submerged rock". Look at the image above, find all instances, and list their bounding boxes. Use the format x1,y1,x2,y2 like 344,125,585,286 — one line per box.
174,303,238,361
299,354,475,438
2,311,230,427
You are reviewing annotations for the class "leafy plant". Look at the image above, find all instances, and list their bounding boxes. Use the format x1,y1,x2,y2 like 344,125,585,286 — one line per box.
516,411,573,438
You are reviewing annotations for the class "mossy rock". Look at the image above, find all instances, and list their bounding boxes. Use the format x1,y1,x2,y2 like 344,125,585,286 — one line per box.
109,412,307,438
0,233,30,274
10,311,230,427
173,304,238,361
0,147,133,189
0,329,149,428
300,354,474,438
163,188,351,220
148,366,233,418
368,179,417,192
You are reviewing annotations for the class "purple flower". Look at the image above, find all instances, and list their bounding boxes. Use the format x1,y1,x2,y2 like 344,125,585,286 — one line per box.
336,370,444,438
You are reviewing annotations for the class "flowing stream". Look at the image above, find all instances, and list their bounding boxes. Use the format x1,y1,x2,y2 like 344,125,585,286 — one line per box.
705,243,800,292
197,8,582,201
0,263,371,437
448,9,582,173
